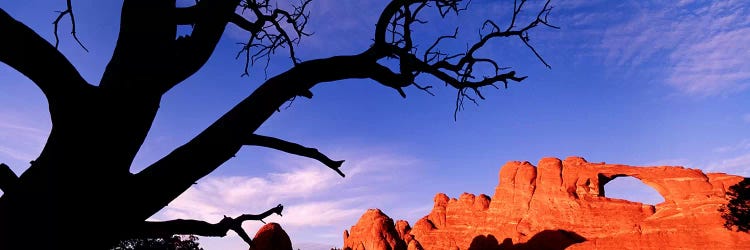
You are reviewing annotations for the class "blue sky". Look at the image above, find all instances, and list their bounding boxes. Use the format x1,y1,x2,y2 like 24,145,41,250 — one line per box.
1,0,749,249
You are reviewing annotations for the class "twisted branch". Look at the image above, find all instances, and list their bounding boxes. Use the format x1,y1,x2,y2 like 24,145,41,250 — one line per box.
245,134,345,177
370,0,557,119
52,0,88,51
0,8,90,102
134,2,556,246
133,204,283,247
234,0,313,77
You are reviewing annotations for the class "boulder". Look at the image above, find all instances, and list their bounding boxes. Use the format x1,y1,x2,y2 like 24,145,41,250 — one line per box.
251,222,292,250
343,209,407,250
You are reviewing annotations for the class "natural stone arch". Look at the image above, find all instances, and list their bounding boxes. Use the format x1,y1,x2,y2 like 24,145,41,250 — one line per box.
598,174,665,205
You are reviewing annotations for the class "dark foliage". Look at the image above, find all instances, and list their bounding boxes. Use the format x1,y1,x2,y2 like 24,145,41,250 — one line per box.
112,235,202,250
720,178,750,232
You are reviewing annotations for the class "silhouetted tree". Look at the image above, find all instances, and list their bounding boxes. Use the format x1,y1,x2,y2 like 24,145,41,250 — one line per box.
0,0,556,248
113,235,202,250
720,178,750,232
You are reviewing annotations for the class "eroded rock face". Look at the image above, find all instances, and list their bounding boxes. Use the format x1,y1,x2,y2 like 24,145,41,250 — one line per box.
342,157,750,250
343,209,407,250
252,222,292,250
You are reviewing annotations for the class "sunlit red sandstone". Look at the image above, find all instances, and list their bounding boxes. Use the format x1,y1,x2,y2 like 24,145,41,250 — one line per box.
342,157,750,250
252,222,293,250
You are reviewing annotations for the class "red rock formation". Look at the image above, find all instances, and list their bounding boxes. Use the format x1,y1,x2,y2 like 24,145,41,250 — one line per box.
342,157,750,250
252,222,292,250
343,209,407,250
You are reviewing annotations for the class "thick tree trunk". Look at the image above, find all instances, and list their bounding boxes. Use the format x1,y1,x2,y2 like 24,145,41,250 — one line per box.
0,177,134,249
0,86,162,249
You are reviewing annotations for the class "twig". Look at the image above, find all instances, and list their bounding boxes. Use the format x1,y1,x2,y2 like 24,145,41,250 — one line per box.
53,0,88,52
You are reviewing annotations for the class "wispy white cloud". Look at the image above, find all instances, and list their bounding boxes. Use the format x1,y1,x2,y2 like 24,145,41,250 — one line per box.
598,0,750,96
557,0,602,9
281,200,364,227
0,145,38,163
151,150,421,247
713,138,750,153
0,121,47,135
677,0,696,6
567,11,612,27
703,139,750,176
0,114,49,167
0,114,49,197
155,164,343,222
666,27,750,95
707,153,750,176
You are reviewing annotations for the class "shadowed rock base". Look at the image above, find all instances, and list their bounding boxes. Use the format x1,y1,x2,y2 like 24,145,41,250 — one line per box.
342,157,750,250
468,230,586,250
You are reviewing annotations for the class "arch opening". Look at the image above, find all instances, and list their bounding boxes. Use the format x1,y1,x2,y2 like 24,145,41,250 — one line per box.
602,176,664,205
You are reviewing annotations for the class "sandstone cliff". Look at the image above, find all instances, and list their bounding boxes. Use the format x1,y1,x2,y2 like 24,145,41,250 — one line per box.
342,157,750,250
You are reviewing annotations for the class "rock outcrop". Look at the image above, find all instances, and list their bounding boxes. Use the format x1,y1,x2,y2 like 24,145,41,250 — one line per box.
252,222,293,250
342,157,750,250
343,209,408,250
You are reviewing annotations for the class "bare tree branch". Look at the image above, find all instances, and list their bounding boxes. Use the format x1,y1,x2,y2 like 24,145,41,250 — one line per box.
99,0,179,91
174,5,198,25
133,51,404,218
0,164,18,193
233,0,313,77
99,0,240,93
100,0,311,92
169,0,242,90
0,8,90,102
369,0,556,119
52,0,88,52
132,204,283,247
131,0,555,224
245,134,345,177
229,12,262,33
